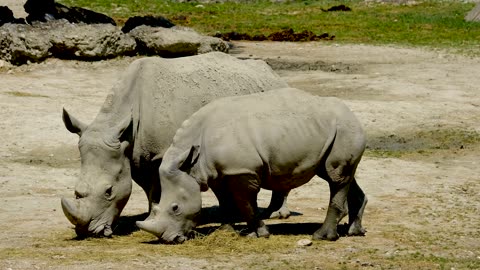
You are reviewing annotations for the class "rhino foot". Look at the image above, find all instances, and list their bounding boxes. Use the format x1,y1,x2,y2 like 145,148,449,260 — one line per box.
268,207,291,219
218,224,236,232
347,221,366,236
313,226,339,241
244,222,270,238
257,224,270,238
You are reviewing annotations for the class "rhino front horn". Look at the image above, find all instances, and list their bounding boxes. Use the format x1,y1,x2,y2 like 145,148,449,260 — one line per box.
136,220,162,237
61,197,90,226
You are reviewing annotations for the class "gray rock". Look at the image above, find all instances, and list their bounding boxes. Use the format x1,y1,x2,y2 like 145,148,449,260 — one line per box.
47,21,136,59
465,3,480,22
0,19,228,65
130,25,228,57
297,239,313,247
0,20,136,65
0,23,52,65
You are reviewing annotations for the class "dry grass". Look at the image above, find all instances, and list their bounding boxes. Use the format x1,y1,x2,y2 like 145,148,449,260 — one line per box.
4,91,49,98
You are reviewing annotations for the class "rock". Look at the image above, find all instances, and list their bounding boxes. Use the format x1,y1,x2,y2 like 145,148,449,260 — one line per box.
24,0,116,25
121,15,175,33
465,3,480,22
0,23,52,65
321,5,352,12
48,21,136,60
297,239,313,247
0,18,228,64
0,20,135,65
129,25,229,57
0,6,26,27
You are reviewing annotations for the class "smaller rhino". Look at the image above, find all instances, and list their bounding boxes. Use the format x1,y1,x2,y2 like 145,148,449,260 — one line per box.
137,88,368,243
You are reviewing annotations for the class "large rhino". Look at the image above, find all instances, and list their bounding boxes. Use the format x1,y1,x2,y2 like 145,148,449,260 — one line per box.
136,88,368,243
61,52,290,237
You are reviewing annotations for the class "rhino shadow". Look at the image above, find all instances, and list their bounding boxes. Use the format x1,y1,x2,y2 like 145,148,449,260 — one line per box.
69,205,307,240
141,222,351,244
194,222,351,237
197,205,303,225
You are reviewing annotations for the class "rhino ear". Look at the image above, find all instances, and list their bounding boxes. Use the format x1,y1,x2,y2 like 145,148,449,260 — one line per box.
178,145,200,173
63,108,87,136
116,116,133,143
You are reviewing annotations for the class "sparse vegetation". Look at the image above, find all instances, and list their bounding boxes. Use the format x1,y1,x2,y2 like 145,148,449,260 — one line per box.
4,91,48,98
365,129,480,158
57,0,480,54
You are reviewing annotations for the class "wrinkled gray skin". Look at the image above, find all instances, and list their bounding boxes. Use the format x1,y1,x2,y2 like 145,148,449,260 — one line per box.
61,52,290,237
137,88,368,243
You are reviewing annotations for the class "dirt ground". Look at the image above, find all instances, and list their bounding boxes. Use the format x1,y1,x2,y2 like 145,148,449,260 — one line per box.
0,3,479,268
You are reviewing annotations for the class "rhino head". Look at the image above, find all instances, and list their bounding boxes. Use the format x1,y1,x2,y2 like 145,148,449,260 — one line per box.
136,146,201,244
61,108,133,237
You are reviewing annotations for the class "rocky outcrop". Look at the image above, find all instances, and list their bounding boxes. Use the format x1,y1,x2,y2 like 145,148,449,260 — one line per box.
0,20,229,65
130,26,229,57
0,21,135,65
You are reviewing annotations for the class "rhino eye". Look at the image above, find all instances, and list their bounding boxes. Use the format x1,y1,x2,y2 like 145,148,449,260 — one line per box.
105,186,113,198
171,203,180,214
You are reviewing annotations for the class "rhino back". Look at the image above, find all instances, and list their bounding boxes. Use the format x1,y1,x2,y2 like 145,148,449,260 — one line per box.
131,52,288,161
174,88,364,189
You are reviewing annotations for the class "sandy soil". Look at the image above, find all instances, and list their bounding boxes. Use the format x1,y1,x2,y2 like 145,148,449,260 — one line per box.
0,5,479,266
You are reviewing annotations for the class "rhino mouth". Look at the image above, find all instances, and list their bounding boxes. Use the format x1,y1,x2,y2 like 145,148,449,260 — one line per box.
136,220,193,244
61,197,116,238
74,222,113,238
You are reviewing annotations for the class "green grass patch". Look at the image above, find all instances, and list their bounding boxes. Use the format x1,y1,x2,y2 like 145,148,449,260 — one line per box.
57,0,480,54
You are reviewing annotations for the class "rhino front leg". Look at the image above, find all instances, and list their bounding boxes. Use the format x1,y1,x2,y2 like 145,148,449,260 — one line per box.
264,190,291,219
347,177,367,236
226,174,270,238
210,183,239,228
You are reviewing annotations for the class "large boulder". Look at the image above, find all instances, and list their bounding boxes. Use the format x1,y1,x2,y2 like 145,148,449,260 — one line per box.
0,20,136,65
0,19,228,65
130,25,229,57
48,21,136,59
0,23,52,65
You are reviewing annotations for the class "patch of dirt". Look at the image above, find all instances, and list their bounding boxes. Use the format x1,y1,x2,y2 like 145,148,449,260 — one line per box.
214,28,335,42
0,23,480,270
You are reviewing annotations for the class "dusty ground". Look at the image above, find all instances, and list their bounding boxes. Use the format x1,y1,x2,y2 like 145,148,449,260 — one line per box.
0,4,479,267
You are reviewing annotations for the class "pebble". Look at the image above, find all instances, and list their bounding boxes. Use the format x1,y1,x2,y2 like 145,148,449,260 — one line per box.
297,239,313,247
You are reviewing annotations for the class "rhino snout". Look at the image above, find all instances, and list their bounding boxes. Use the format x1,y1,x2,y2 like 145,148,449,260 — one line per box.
61,197,90,227
136,219,186,244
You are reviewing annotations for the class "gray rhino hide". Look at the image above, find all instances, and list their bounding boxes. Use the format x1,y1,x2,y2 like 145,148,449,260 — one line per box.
138,88,367,243
62,52,288,237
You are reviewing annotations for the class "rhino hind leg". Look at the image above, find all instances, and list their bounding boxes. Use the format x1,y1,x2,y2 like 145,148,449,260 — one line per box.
224,174,270,238
347,177,367,236
313,155,361,241
262,190,291,219
312,179,350,241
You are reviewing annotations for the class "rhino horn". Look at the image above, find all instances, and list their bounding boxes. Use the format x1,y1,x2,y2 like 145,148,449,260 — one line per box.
136,220,162,237
61,197,90,226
